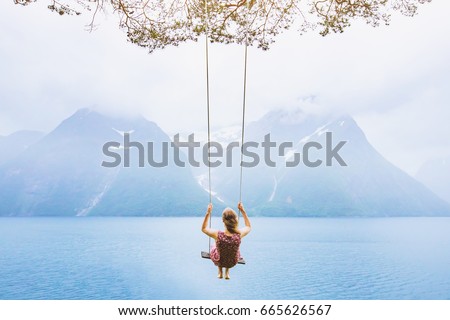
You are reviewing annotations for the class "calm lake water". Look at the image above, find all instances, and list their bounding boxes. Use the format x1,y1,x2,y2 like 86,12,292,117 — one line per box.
0,217,449,300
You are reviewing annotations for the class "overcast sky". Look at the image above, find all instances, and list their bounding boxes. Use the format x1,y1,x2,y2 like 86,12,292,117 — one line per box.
0,1,449,175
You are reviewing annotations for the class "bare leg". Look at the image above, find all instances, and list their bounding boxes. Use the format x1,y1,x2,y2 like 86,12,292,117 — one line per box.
217,267,223,279
225,268,230,280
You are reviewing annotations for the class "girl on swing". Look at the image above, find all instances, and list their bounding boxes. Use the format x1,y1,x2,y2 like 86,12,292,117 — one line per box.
201,202,252,280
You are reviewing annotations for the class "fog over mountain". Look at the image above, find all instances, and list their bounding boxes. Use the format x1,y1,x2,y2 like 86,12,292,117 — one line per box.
0,108,448,217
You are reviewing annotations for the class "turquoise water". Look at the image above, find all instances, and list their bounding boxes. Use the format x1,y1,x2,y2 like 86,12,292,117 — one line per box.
0,217,449,300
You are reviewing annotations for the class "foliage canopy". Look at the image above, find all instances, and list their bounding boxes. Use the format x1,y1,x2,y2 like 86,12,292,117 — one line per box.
15,0,431,52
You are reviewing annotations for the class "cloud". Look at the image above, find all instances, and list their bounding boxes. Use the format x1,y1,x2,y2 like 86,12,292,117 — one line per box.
0,1,449,175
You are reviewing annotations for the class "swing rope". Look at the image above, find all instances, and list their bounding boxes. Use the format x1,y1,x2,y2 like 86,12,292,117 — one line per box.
204,0,249,253
239,31,249,203
204,0,213,253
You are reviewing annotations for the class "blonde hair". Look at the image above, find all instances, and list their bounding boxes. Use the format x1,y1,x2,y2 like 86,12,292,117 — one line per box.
222,208,239,234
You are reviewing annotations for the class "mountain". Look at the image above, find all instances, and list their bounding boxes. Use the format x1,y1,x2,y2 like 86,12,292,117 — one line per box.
1,108,448,217
204,109,332,205
0,108,208,216
0,130,44,165
203,109,450,216
416,157,450,204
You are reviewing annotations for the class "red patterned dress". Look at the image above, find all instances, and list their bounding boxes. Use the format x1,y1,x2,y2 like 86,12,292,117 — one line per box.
210,231,241,268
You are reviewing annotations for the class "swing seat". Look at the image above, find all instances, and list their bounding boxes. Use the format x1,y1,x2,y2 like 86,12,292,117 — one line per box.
201,251,246,265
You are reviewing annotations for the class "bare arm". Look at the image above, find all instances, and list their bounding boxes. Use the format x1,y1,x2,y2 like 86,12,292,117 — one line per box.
238,202,251,238
201,203,218,240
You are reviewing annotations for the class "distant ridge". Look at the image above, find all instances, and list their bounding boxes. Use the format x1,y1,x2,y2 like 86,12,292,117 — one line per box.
416,157,450,205
0,130,44,165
